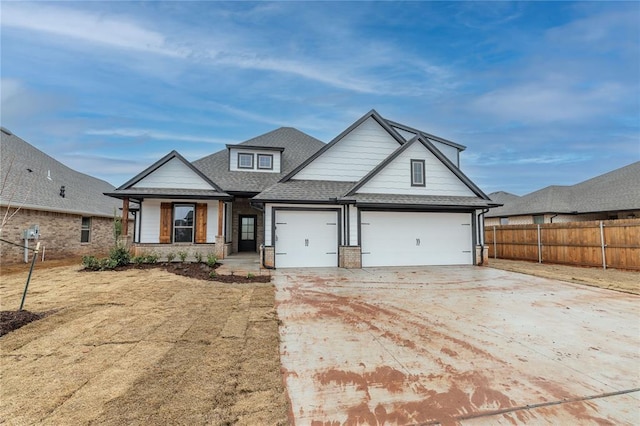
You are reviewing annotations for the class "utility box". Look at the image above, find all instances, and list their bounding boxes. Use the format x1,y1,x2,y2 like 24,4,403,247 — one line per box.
23,225,40,240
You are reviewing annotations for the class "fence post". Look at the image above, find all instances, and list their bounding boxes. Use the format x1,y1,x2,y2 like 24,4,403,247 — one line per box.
493,226,497,259
599,221,607,270
537,224,542,263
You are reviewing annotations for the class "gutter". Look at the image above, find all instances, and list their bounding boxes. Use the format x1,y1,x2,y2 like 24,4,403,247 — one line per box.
478,208,490,265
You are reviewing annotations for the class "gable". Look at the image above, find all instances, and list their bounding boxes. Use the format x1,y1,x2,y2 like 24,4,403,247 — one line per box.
133,157,214,190
293,116,400,181
355,140,475,197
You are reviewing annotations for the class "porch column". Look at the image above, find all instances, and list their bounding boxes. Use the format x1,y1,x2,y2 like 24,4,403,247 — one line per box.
122,197,129,237
214,200,225,259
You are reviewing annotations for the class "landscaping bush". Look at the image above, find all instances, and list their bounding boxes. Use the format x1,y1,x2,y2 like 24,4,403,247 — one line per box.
178,250,189,263
133,255,146,266
206,253,218,267
145,253,158,264
82,255,101,271
109,245,131,267
166,252,176,263
194,252,203,263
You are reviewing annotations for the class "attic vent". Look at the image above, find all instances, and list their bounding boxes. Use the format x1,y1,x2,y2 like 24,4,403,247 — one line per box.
47,170,52,180
60,185,66,198
1,127,12,136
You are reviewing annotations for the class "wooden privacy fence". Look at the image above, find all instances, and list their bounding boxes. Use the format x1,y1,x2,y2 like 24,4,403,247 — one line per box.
485,219,640,270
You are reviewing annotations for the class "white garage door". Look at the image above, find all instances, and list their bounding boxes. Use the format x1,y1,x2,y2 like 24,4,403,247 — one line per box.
361,211,473,267
275,210,339,268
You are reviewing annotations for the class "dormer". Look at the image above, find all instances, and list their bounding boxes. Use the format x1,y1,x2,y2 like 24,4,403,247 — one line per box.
227,144,284,173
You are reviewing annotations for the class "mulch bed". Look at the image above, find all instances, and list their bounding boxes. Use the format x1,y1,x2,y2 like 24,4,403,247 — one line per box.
88,262,272,284
1,310,49,337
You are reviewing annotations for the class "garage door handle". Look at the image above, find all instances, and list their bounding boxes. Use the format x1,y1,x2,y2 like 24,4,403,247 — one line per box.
416,238,421,246
305,238,309,247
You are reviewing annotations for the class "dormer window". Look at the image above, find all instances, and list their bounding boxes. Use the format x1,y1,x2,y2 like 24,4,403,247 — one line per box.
411,159,425,187
257,154,273,170
238,153,254,169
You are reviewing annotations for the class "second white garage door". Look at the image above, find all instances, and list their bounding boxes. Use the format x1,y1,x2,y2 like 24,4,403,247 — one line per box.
361,211,473,267
274,210,339,268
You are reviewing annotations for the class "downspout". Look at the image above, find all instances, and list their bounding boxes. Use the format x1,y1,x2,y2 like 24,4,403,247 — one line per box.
478,208,490,265
550,213,559,223
251,202,274,269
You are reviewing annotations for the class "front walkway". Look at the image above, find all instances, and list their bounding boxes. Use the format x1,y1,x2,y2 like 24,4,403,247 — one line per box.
216,252,269,276
274,266,640,425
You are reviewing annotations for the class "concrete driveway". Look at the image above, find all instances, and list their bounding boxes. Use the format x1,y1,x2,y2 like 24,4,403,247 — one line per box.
274,266,639,425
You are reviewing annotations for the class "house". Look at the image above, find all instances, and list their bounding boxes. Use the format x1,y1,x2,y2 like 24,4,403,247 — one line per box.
485,161,640,226
106,110,497,268
0,127,126,264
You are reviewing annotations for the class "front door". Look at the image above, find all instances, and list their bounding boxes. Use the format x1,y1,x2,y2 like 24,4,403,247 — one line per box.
238,215,257,252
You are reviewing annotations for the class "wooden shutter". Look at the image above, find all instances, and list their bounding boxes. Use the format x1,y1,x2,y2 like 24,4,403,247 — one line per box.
160,203,172,243
195,203,207,243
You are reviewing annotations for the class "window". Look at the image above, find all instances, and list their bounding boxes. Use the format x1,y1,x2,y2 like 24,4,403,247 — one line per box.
174,204,194,242
411,159,425,187
257,154,273,170
238,153,254,169
533,215,545,224
81,217,91,243
500,217,509,225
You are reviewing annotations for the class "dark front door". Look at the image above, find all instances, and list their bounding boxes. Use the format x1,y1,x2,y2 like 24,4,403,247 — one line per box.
238,215,257,252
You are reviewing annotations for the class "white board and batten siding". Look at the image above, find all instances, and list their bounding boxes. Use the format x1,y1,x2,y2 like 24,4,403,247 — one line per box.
295,117,400,181
357,142,474,197
133,157,212,189
139,199,219,244
228,148,281,173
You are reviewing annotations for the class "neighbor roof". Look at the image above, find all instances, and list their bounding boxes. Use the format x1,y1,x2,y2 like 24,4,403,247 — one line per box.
486,161,640,217
0,127,122,217
193,127,325,193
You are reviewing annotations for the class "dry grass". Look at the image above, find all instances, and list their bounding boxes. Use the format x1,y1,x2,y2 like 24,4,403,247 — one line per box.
487,258,639,295
0,264,288,425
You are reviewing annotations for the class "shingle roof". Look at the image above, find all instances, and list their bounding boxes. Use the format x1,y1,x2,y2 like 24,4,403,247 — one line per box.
486,162,640,217
193,127,325,193
346,193,494,208
253,180,356,202
253,179,493,208
1,128,122,217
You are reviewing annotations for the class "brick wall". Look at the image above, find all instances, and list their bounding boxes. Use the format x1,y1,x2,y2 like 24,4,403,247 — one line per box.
131,243,217,262
261,245,275,268
339,246,362,268
0,208,115,265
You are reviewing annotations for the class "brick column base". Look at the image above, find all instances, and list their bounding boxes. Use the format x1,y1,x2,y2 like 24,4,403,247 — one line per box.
261,246,275,268
476,245,489,266
339,246,361,268
214,235,226,260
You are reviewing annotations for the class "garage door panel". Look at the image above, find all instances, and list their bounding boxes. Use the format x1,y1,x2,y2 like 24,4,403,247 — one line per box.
361,211,473,267
275,210,339,268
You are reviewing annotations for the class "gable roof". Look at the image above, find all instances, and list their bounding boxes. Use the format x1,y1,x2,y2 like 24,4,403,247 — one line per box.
345,135,490,200
280,109,405,182
116,150,224,192
193,127,325,193
386,119,466,151
486,161,640,217
1,127,122,217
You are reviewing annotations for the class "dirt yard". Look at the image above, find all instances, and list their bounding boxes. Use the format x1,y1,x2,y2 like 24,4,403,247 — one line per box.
0,264,288,425
487,258,639,294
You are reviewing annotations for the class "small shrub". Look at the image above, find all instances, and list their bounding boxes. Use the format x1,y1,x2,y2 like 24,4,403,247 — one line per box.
109,245,131,267
206,253,217,267
166,252,176,263
145,253,158,264
209,271,217,278
247,273,255,279
133,255,145,266
82,255,101,271
178,250,189,263
194,251,203,263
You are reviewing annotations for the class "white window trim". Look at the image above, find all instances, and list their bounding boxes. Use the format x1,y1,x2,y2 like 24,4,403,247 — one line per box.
257,153,273,170
411,159,425,187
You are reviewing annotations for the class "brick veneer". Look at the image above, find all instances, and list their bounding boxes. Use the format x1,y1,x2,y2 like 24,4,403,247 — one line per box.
261,245,275,268
0,208,115,265
231,197,264,253
339,246,362,268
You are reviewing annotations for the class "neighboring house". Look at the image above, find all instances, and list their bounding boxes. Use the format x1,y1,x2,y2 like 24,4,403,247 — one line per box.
0,128,125,264
106,110,496,268
485,161,640,226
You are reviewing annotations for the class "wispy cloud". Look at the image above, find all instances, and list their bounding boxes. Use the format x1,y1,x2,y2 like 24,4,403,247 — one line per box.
85,128,230,144
1,3,185,57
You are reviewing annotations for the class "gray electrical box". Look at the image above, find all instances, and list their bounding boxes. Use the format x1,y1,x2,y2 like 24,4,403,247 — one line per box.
23,225,40,240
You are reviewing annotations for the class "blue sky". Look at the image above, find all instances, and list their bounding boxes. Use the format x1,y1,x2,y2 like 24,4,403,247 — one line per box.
1,1,639,195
